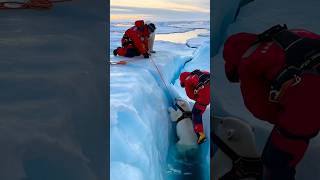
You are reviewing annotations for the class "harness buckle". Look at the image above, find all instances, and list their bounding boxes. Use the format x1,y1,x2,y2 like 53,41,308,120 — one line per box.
194,85,204,94
269,75,301,103
269,66,303,103
292,74,301,86
268,90,280,103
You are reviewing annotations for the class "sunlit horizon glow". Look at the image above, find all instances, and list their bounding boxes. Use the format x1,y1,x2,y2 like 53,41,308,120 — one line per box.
110,0,209,22
111,14,153,21
111,1,209,13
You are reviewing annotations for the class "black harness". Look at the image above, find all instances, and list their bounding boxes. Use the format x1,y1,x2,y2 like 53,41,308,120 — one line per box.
212,132,262,180
252,24,320,141
122,34,135,47
253,24,320,102
189,69,210,92
175,103,192,123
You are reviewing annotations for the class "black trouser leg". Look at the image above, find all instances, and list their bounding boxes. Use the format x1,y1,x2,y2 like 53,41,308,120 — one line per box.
262,134,296,180
125,48,140,57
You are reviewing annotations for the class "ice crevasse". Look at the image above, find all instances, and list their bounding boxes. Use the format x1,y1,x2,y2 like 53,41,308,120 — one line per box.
110,39,210,180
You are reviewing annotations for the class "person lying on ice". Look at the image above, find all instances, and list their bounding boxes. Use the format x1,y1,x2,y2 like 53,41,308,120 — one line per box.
223,24,320,180
113,20,156,58
180,69,210,144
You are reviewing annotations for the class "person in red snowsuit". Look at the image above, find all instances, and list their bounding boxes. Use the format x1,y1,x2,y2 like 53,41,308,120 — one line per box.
223,24,320,180
113,20,156,58
180,69,210,144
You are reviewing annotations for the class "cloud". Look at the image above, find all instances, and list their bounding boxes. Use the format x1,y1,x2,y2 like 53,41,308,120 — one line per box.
111,0,209,13
110,5,209,21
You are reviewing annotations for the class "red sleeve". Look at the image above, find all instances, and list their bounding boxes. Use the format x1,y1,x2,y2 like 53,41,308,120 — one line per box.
239,56,280,124
184,85,195,100
143,28,149,52
223,33,258,82
184,72,210,107
127,29,147,54
188,75,200,87
144,37,149,52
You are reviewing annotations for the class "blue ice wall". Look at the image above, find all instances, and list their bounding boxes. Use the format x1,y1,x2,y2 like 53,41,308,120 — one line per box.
211,0,254,56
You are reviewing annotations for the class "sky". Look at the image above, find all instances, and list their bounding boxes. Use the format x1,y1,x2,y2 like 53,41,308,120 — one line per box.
110,0,210,22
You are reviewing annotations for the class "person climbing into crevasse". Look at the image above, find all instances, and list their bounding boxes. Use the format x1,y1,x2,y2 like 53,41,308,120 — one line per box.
113,20,156,58
223,24,320,180
180,69,210,144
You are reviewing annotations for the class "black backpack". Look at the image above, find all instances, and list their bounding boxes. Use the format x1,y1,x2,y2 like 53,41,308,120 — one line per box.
189,69,210,91
254,24,320,102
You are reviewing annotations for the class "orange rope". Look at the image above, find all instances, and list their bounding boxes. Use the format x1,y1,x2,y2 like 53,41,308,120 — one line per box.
109,58,147,65
109,60,128,65
0,0,71,10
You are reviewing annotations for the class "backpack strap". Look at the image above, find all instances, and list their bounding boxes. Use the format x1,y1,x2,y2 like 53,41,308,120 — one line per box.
272,29,303,51
255,24,288,44
189,69,210,91
122,34,135,47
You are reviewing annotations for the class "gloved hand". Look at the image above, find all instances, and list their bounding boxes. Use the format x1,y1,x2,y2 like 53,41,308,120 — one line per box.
143,53,150,58
113,47,120,56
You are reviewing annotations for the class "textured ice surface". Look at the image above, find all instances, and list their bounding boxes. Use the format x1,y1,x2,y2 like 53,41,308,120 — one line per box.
110,21,210,180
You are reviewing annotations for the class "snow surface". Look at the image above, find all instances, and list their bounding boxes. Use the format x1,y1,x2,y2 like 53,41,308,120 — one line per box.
156,29,209,45
0,1,107,180
187,37,209,48
110,21,210,180
111,21,209,35
212,0,320,179
110,21,210,53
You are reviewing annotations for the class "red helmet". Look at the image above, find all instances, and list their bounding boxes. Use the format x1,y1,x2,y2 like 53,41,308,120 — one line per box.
223,32,257,82
180,72,191,87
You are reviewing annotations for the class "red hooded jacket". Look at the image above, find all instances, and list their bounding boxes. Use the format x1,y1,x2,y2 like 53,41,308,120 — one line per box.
223,29,320,165
180,71,210,112
121,20,149,55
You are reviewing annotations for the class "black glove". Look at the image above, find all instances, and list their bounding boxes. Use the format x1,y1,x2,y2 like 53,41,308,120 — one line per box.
113,47,121,56
143,53,150,58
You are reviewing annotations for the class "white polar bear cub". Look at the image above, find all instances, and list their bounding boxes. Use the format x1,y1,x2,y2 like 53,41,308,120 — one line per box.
168,99,198,155
211,116,259,180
